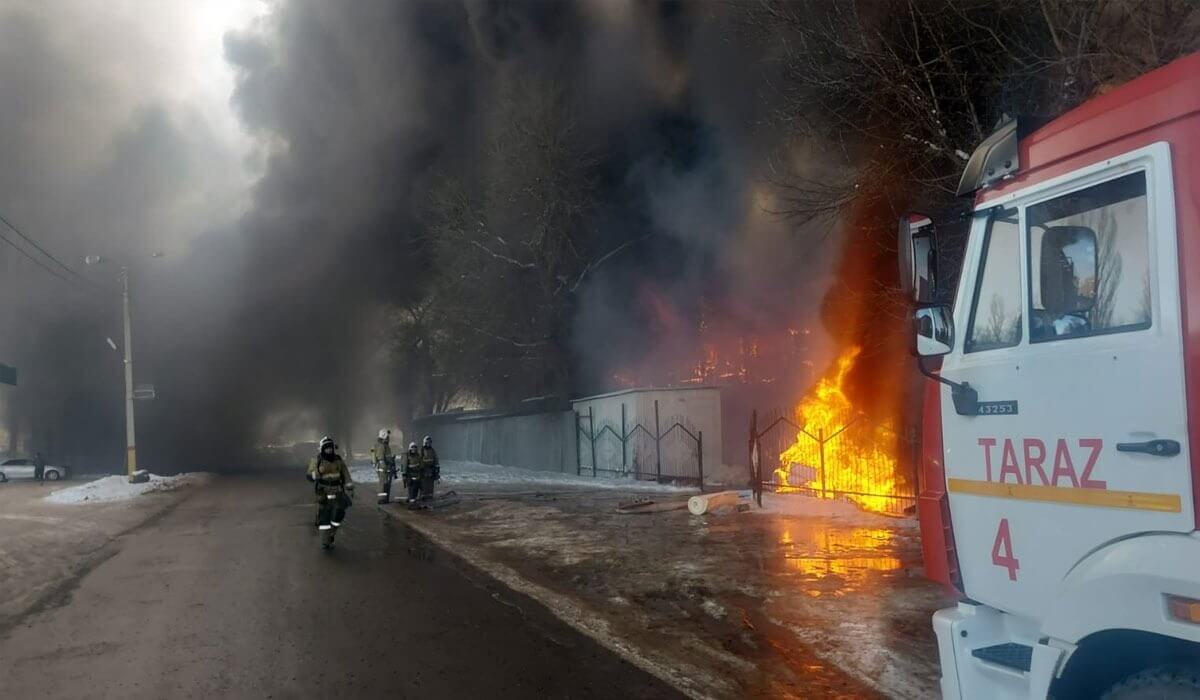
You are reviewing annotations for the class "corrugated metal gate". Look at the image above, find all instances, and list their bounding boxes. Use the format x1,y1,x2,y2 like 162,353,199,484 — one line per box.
576,401,705,489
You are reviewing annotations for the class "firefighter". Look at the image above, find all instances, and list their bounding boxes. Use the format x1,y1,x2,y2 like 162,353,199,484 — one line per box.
306,436,354,548
418,435,440,501
402,442,422,502
371,429,396,504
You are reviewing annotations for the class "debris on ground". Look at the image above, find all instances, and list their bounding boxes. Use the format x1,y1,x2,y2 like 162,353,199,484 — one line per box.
615,496,690,514
687,489,752,515
407,490,462,511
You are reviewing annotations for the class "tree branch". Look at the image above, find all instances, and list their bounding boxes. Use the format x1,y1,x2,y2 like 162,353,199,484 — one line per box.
459,322,547,349
569,235,647,293
470,240,536,270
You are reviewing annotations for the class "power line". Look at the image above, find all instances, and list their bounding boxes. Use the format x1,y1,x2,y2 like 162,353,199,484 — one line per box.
0,210,87,281
0,210,112,299
0,229,81,287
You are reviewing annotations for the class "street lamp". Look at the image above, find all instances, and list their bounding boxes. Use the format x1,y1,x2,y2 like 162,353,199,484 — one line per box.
85,254,157,477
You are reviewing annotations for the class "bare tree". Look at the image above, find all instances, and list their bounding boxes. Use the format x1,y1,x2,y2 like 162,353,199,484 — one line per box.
739,0,1198,220
388,297,463,419
986,295,1012,345
1090,208,1124,330
414,75,643,408
1135,269,1153,325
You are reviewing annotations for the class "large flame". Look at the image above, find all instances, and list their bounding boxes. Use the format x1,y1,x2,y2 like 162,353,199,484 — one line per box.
775,345,900,513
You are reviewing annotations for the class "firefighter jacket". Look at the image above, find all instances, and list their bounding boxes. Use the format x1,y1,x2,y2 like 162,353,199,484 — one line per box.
308,455,352,499
371,440,395,471
402,451,422,478
420,446,440,481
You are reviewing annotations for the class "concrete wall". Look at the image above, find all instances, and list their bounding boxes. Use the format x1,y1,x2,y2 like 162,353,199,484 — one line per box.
419,410,575,473
571,387,723,483
417,387,726,485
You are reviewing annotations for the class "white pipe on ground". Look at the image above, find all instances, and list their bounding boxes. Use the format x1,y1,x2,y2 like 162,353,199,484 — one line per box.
687,490,752,515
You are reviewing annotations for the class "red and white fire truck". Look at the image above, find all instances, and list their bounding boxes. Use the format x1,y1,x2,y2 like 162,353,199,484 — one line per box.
901,53,1200,698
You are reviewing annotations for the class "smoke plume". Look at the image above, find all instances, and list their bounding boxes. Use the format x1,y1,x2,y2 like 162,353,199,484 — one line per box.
1,1,842,471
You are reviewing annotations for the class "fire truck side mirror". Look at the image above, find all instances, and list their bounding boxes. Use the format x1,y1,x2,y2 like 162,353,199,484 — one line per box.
912,305,954,357
1038,225,1098,315
898,214,937,304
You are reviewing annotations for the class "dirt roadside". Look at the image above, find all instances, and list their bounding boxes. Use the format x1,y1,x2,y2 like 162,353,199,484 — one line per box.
380,486,954,699
0,479,199,636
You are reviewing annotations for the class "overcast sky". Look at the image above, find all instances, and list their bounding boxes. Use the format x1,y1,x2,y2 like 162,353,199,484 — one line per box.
0,0,265,266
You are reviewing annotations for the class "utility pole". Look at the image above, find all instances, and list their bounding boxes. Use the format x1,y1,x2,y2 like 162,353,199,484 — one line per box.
121,267,136,475
87,254,155,477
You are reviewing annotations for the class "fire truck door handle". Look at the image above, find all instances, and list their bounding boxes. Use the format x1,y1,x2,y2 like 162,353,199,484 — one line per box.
1115,439,1181,457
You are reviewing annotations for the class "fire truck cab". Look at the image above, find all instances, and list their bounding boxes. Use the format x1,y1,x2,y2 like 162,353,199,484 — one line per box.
902,53,1200,698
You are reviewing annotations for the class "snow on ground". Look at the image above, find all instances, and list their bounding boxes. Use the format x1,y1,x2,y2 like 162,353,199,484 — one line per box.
45,473,212,504
350,459,696,493
755,491,919,528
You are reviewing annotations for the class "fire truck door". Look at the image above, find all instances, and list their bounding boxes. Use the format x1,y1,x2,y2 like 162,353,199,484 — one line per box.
938,144,1195,620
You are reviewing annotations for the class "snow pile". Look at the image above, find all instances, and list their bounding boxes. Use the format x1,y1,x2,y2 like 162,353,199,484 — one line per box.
350,459,695,493
755,492,918,528
45,473,212,504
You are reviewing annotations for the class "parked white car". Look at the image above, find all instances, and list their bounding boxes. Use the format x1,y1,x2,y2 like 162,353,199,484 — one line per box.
0,458,68,482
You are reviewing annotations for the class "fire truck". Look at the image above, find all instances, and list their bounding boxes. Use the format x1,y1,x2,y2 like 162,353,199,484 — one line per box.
900,53,1200,698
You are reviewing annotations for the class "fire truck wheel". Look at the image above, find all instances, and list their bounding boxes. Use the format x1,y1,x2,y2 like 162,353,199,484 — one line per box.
1101,666,1200,700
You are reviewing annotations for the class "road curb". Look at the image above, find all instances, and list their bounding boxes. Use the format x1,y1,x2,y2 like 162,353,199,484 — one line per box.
377,503,719,700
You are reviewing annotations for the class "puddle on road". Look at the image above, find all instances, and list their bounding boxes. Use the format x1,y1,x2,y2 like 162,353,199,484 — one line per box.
773,524,903,596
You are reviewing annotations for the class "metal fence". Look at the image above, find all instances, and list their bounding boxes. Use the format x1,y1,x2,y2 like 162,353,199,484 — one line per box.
576,403,705,489
748,407,916,515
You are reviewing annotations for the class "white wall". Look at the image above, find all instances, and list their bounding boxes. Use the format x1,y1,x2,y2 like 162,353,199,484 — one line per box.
571,387,722,485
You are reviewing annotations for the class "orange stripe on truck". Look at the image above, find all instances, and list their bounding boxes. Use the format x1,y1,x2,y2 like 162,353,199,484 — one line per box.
947,478,1181,513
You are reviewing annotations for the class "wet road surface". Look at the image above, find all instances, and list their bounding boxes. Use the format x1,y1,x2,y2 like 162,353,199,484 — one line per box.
0,476,681,699
392,484,943,698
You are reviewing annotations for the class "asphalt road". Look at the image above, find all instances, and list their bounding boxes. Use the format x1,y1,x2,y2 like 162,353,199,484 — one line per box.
0,476,682,699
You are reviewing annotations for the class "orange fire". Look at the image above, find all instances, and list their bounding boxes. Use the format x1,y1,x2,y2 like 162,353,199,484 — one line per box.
777,526,902,591
775,345,900,513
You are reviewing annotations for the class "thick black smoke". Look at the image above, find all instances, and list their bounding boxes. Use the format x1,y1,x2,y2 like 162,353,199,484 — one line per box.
0,1,249,470
2,1,836,472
